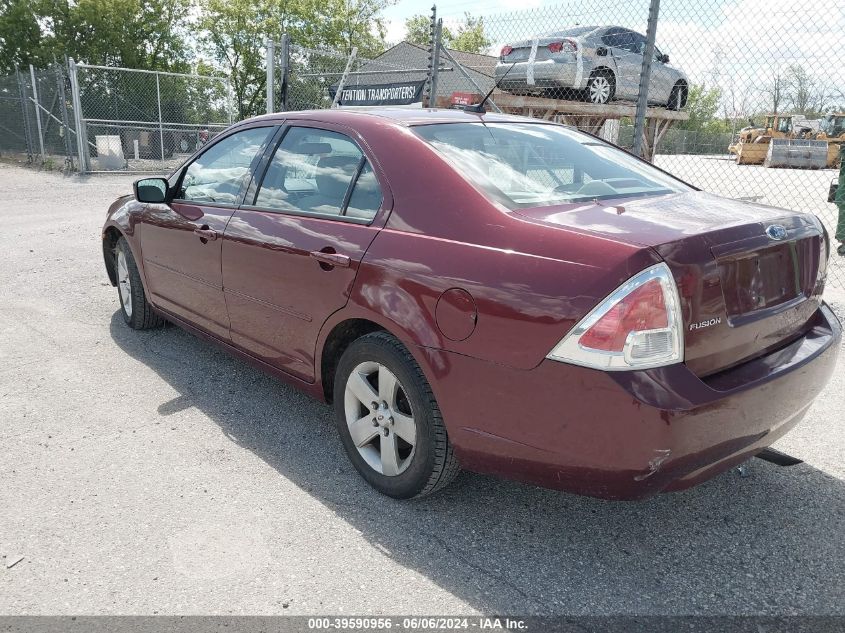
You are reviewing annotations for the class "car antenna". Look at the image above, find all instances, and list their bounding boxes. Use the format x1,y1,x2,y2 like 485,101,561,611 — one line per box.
454,62,516,114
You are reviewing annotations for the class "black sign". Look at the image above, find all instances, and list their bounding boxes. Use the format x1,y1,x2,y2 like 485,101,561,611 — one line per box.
328,80,425,106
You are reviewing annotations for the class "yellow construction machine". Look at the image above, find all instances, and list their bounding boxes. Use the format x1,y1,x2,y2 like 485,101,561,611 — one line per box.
817,113,845,168
729,114,828,168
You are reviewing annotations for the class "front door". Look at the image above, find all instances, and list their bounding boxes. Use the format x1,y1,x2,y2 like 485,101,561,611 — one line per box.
141,125,275,339
222,124,389,381
649,45,674,104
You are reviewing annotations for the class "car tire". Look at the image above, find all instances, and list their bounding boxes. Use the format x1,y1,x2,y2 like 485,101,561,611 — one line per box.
333,331,460,499
668,83,686,111
586,70,615,105
115,236,165,330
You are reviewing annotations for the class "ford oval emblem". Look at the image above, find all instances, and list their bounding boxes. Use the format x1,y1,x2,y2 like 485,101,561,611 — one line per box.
766,224,787,241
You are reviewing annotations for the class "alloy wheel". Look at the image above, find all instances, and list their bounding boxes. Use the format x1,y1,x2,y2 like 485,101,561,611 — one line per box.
344,361,417,476
117,249,133,318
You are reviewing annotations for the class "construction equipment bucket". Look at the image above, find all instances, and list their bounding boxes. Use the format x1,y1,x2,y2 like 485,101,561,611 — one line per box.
765,138,828,169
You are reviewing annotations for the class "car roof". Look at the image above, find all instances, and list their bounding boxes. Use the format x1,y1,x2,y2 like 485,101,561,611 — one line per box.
245,107,542,128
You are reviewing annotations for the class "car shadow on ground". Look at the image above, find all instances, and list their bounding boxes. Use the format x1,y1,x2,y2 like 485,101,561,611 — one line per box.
110,312,845,615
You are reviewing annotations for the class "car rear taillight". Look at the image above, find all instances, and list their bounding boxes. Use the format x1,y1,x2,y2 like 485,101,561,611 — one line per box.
547,263,683,370
548,39,577,54
500,45,513,57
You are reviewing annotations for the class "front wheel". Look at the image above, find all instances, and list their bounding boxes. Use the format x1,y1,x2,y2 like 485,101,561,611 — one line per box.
667,83,686,111
115,237,164,330
333,332,459,499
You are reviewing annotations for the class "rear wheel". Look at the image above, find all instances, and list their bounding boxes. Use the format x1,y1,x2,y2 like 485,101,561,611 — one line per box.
333,332,459,499
586,70,615,105
115,237,164,330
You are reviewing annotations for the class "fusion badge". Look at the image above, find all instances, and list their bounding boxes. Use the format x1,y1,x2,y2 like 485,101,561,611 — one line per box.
689,317,722,331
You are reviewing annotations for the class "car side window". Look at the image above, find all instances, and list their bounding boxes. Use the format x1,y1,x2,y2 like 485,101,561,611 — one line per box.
617,31,643,55
630,32,646,55
601,28,621,48
255,127,380,220
345,161,383,220
177,127,272,205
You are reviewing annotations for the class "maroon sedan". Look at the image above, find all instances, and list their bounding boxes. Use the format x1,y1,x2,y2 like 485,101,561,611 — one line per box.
102,108,840,500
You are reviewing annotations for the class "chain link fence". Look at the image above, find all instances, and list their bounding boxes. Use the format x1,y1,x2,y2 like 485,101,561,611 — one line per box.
0,0,842,290
72,63,234,173
270,41,446,113
0,64,77,171
434,0,845,289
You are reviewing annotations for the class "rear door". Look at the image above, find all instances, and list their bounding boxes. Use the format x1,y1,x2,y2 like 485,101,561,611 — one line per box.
222,123,390,381
608,29,644,99
141,125,275,339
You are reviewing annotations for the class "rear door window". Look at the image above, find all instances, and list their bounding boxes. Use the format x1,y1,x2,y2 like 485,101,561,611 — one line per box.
253,126,382,220
601,28,622,48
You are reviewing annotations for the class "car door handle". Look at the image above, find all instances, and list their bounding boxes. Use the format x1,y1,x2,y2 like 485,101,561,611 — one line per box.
193,226,218,241
310,250,351,268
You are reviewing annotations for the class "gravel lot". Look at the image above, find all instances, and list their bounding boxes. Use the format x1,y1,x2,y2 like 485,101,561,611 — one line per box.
0,162,843,616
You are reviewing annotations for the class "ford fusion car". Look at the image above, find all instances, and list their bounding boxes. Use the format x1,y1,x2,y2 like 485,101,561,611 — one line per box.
495,25,688,109
102,108,839,500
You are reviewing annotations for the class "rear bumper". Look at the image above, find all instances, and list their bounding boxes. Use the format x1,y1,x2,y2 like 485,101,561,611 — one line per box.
422,303,841,500
495,60,582,91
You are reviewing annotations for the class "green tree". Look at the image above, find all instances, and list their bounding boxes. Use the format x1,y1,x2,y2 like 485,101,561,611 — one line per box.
403,12,489,54
200,0,393,119
449,13,489,54
403,14,438,47
1,0,192,73
66,0,192,70
0,0,46,73
198,0,290,120
678,83,723,133
307,0,392,59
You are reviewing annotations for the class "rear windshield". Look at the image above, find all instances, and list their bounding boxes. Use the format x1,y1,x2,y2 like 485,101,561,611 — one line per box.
413,122,690,209
546,26,598,38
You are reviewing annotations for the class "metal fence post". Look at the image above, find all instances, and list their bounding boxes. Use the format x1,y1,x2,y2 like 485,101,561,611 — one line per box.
68,58,89,172
424,6,437,106
631,0,660,158
279,34,290,112
155,71,165,161
431,20,444,106
15,67,35,163
29,64,45,161
55,63,74,170
331,47,357,108
266,39,275,114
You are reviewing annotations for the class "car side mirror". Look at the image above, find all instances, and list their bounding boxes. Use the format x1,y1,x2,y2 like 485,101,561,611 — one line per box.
596,47,608,56
134,177,169,203
829,181,839,203
660,54,669,63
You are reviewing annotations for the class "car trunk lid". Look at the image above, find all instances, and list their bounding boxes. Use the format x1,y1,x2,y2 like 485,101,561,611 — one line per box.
513,191,826,376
